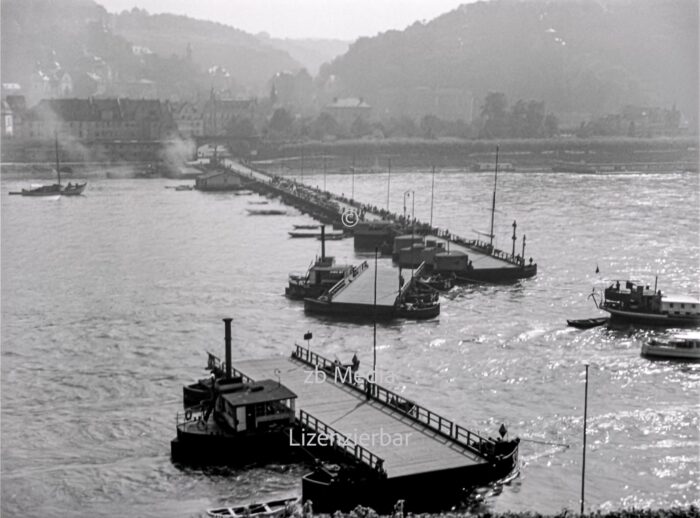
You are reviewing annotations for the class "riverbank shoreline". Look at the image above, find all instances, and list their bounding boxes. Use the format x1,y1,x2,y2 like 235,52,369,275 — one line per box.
305,506,698,518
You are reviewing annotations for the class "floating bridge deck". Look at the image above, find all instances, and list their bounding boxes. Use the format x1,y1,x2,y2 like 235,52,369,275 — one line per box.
329,261,402,309
232,346,497,479
224,159,534,270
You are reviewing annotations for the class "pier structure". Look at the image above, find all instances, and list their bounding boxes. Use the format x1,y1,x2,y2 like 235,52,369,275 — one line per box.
232,344,519,512
222,160,536,282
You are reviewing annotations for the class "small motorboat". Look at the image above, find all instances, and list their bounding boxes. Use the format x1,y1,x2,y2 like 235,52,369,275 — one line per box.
567,317,609,329
641,332,700,360
207,497,299,518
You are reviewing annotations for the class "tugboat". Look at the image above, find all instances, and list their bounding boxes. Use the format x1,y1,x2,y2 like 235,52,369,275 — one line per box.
285,226,355,300
171,319,298,465
594,279,700,327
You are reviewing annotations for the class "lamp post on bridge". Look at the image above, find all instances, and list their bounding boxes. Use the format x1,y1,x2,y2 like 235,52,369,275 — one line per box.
403,190,415,280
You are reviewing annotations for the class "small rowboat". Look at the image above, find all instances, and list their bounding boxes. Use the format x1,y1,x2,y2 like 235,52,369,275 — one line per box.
207,497,299,518
566,317,609,329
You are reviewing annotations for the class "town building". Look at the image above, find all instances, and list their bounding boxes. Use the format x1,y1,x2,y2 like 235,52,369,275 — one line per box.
194,170,244,191
322,97,372,128
17,97,177,141
203,92,257,136
169,101,205,138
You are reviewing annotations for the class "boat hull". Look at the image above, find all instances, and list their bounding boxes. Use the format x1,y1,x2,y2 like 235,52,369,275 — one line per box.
567,317,609,329
303,298,439,321
604,308,700,327
171,419,297,466
454,264,537,283
302,440,519,513
641,343,700,361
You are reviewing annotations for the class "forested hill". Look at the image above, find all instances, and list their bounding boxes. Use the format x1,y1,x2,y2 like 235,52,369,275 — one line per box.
319,0,698,123
0,0,303,100
111,8,301,89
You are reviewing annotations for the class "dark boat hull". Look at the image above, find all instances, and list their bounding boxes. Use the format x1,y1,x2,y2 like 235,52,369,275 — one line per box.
285,284,328,300
303,298,439,321
567,317,609,329
303,298,397,320
454,264,537,283
605,308,700,327
302,440,519,513
171,419,297,466
395,304,440,320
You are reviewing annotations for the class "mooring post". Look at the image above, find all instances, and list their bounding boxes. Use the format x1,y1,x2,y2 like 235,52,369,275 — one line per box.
223,318,232,379
581,363,590,517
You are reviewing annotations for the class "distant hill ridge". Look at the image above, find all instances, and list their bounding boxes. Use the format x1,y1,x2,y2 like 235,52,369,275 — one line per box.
318,0,698,125
0,0,345,102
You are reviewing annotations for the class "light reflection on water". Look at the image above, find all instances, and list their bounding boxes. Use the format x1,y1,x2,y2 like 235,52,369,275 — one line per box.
1,169,699,517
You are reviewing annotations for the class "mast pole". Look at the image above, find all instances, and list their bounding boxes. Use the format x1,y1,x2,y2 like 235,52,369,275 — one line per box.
323,155,327,191
581,363,590,516
55,131,61,186
373,247,378,374
430,165,436,228
386,157,391,211
489,145,499,248
351,156,356,200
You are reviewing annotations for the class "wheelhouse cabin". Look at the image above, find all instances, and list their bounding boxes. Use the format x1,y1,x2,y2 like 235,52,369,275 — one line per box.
215,379,296,434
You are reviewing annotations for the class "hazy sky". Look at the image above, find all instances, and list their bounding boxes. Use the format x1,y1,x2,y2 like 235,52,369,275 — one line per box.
98,0,473,40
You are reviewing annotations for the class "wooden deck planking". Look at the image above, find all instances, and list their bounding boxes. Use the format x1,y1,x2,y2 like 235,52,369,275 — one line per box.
332,262,400,307
235,356,483,478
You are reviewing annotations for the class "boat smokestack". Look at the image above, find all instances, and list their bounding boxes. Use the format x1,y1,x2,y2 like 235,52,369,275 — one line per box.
320,225,325,260
223,318,232,379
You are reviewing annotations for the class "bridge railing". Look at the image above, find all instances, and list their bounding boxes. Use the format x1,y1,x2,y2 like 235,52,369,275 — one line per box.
298,409,386,475
291,344,499,459
398,262,426,299
323,260,368,300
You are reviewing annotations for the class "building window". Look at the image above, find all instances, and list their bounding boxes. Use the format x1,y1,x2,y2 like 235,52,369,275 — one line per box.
669,303,674,308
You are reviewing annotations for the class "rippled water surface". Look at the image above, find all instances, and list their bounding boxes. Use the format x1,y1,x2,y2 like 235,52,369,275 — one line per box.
2,167,699,517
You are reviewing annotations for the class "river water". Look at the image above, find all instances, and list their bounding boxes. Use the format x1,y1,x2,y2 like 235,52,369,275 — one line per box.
1,166,699,517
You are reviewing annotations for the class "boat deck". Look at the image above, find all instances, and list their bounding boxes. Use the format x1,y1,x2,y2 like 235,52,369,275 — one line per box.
435,238,520,270
331,261,400,308
234,355,485,479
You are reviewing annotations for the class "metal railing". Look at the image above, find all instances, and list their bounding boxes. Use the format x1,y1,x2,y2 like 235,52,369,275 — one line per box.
398,262,426,298
324,260,369,300
298,409,386,475
291,344,500,460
